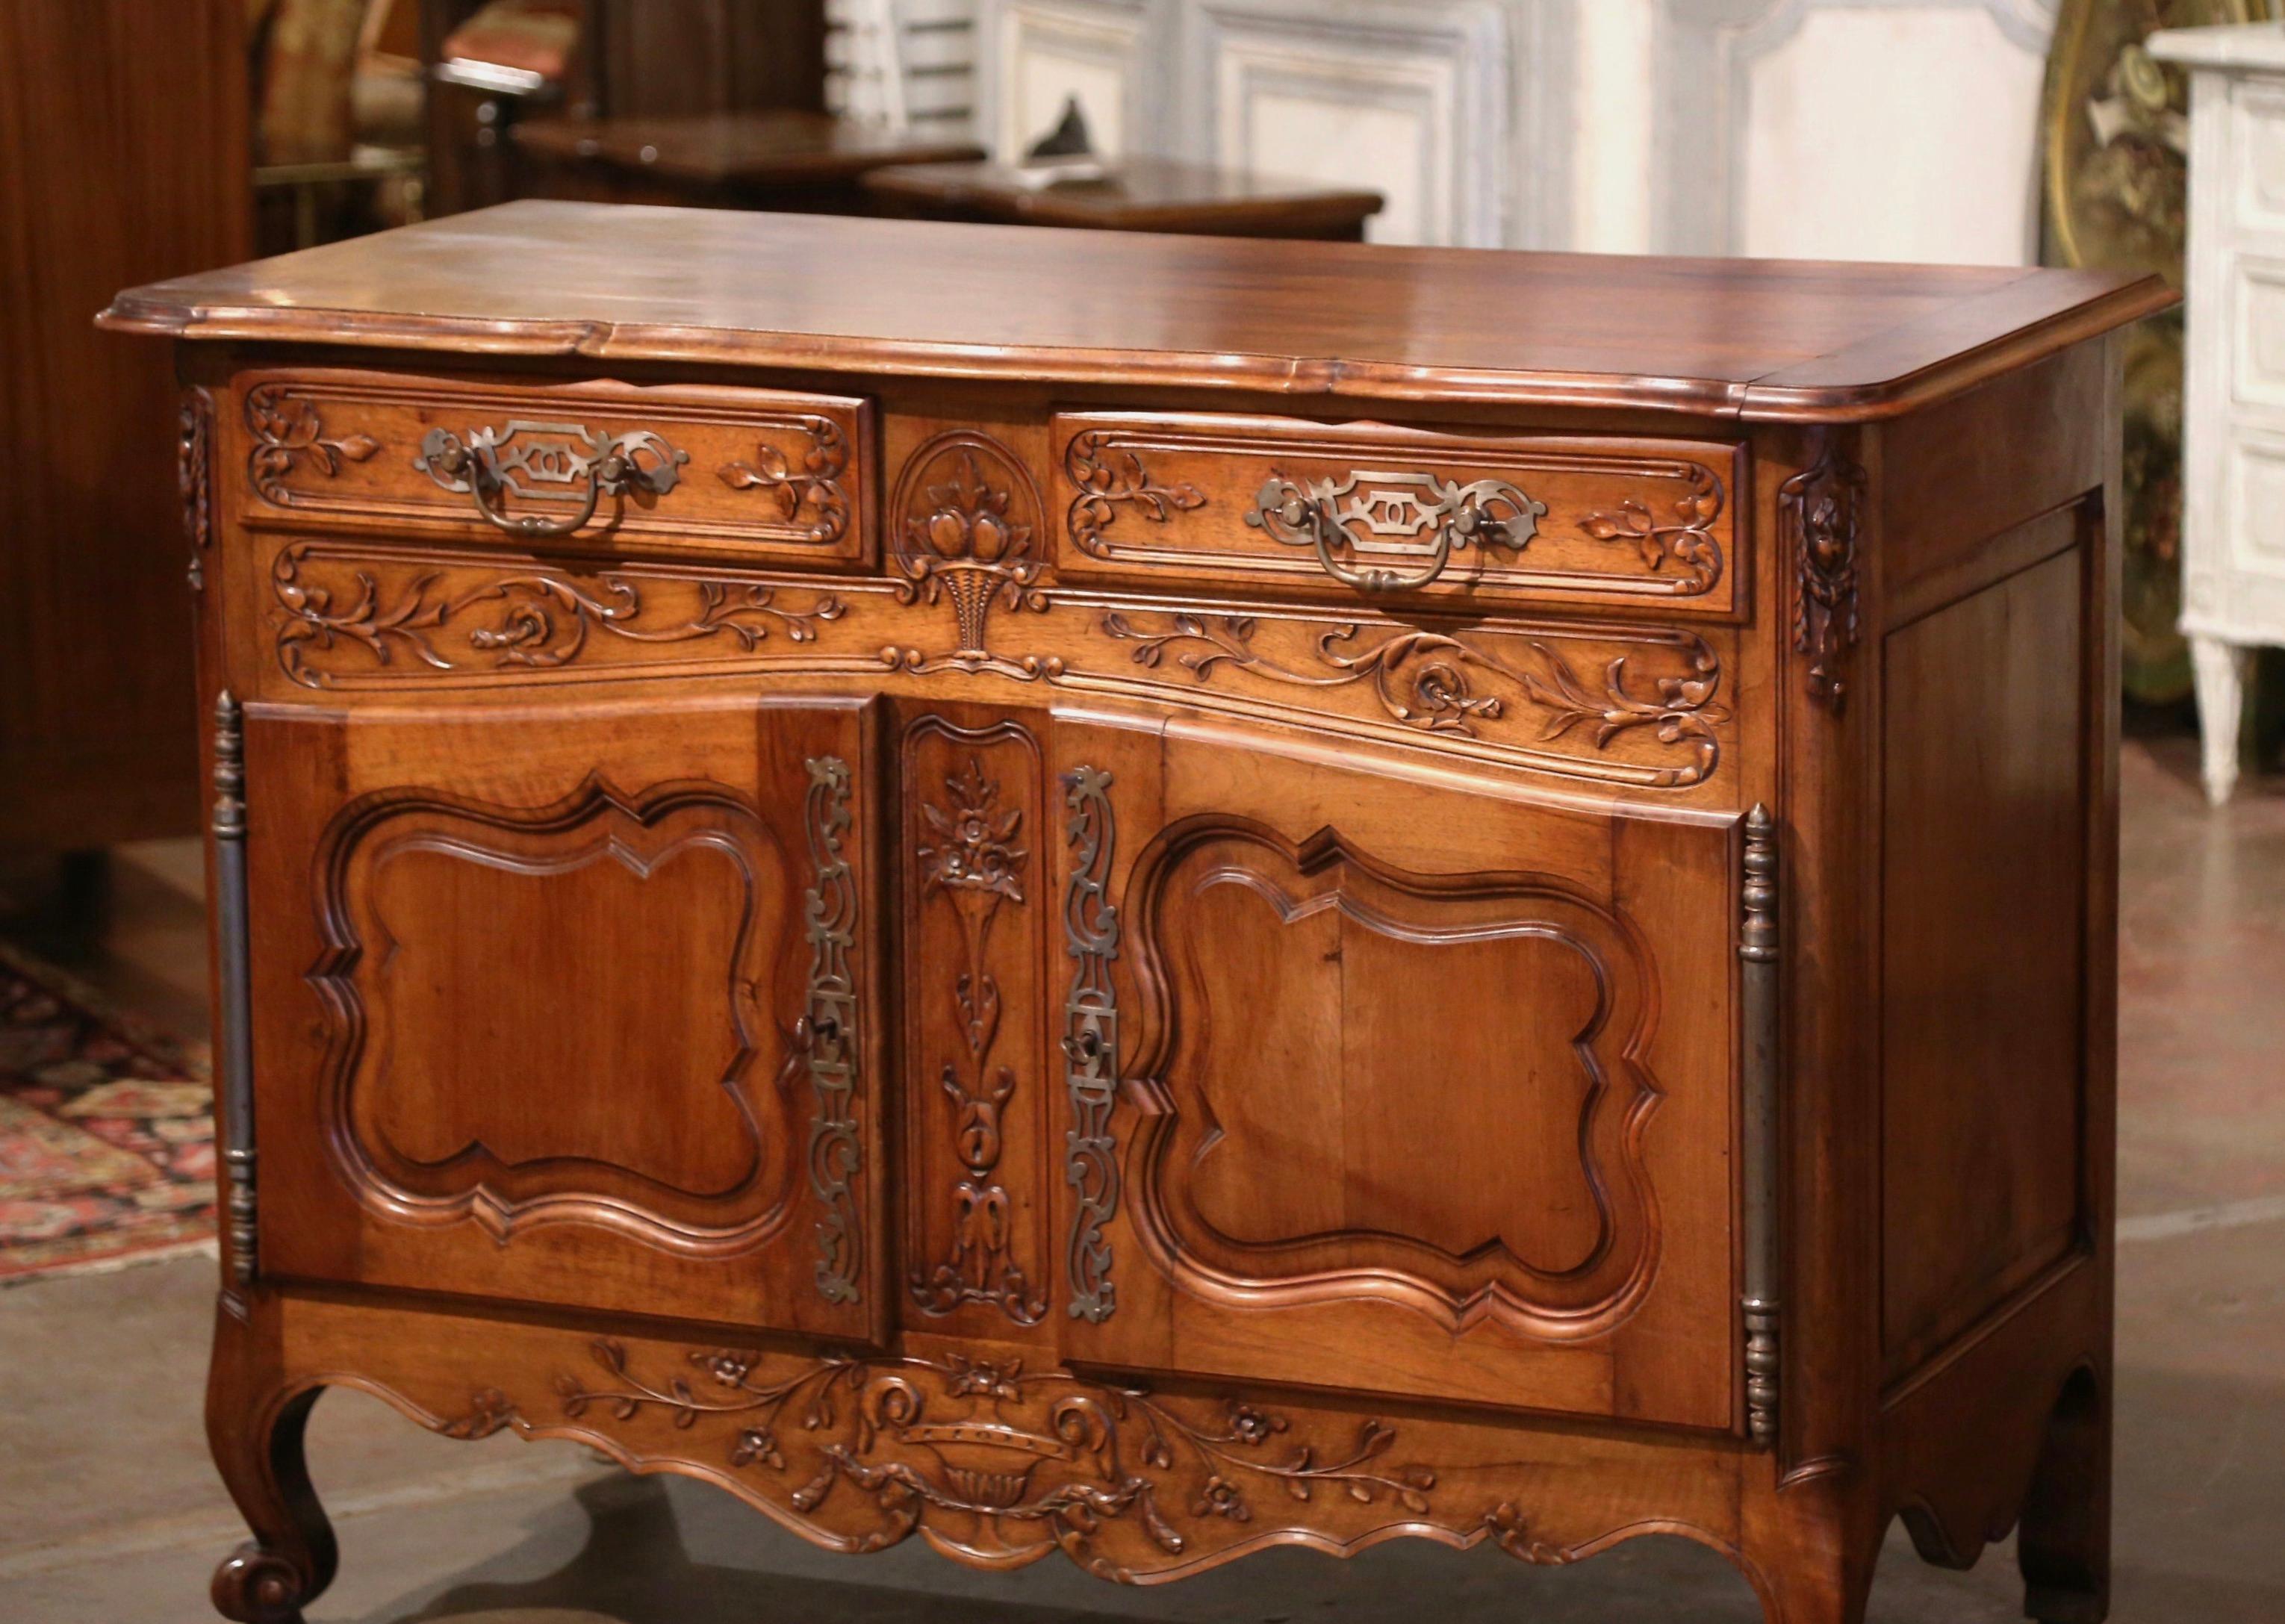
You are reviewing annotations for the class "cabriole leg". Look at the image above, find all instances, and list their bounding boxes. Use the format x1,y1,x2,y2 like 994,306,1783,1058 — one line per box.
206,1300,336,1623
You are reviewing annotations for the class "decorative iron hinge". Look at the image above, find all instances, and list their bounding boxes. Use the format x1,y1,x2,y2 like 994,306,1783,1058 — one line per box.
212,692,258,1307
802,756,865,1306
1739,805,1781,1447
1060,766,1122,1322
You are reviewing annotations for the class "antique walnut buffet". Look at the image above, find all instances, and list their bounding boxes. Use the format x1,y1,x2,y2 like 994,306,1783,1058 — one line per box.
102,202,2169,1624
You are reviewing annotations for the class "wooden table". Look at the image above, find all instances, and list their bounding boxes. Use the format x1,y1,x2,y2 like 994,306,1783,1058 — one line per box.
863,155,1384,239
104,202,2167,1624
512,110,984,209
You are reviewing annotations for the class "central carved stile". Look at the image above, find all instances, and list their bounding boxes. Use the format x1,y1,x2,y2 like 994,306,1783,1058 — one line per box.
911,753,1048,1324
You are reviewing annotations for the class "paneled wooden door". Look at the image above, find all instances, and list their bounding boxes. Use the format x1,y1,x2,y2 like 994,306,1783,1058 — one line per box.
239,688,888,1340
1049,717,1745,1434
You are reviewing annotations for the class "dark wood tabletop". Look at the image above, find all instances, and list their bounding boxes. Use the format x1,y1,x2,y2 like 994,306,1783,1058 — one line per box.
862,155,1383,240
101,199,2174,422
512,111,985,189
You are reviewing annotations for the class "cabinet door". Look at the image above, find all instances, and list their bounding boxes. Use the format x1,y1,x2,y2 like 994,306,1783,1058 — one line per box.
1051,718,1741,1432
241,691,886,1340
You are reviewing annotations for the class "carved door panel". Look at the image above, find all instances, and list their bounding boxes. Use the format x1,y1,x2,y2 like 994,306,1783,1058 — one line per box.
240,691,886,1340
1050,720,1741,1433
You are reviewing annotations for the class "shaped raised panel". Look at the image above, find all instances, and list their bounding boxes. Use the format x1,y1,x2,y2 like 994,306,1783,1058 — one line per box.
244,694,886,1337
2225,426,2285,581
2229,253,2285,413
2235,77,2285,237
1126,820,1658,1337
317,776,792,1246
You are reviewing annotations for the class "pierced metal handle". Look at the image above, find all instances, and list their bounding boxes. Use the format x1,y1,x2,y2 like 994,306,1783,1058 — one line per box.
417,423,686,539
1245,470,1546,595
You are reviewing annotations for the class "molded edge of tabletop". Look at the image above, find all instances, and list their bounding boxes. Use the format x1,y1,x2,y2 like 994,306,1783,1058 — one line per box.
96,208,2179,425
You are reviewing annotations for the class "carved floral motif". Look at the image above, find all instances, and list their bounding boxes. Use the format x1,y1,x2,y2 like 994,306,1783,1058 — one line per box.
911,752,1047,1325
245,384,379,504
803,758,864,1306
269,544,846,686
1101,612,1729,788
1782,435,1867,710
464,1339,1438,1579
1063,431,1208,554
718,415,854,544
180,388,214,589
1061,767,1122,1324
886,432,1058,679
1581,461,1725,595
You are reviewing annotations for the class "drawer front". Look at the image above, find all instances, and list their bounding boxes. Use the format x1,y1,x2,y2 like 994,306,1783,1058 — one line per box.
1054,412,1744,616
236,367,874,567
247,532,1740,794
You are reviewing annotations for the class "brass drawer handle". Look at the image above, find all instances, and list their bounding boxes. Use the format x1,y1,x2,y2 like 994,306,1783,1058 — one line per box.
417,422,688,539
1246,470,1547,594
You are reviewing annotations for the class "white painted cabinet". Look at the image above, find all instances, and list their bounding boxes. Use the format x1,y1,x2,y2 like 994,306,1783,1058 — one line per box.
2154,23,2285,804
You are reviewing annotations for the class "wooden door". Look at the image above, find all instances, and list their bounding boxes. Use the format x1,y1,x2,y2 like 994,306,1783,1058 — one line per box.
1049,716,1742,1433
240,689,886,1340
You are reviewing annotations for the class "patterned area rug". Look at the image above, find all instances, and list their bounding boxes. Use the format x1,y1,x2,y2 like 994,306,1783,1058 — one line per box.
0,941,215,1283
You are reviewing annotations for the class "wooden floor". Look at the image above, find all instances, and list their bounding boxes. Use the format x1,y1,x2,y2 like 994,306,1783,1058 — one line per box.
1,734,2281,1623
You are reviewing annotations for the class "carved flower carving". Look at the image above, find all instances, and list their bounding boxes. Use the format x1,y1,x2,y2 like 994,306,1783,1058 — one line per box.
918,451,1030,564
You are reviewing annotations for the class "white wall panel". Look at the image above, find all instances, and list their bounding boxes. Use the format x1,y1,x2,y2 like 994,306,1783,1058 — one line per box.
971,0,2057,259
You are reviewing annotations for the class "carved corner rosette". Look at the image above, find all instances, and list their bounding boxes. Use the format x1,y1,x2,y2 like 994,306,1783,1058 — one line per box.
718,414,854,545
910,747,1048,1326
244,383,379,505
1063,429,1207,555
803,756,865,1306
1782,433,1867,710
180,387,215,590
1060,767,1122,1324
884,431,1060,681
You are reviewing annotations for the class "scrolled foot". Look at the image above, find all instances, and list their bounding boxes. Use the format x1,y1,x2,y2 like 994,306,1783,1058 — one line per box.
211,1540,313,1623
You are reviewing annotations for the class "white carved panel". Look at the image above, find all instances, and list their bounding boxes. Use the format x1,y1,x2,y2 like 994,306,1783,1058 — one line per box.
1183,1,1544,246
977,0,1574,248
1649,0,2058,261
1197,1,1572,249
2230,254,2285,413
2225,428,2285,582
980,0,1166,158
971,0,2059,258
2232,77,2285,237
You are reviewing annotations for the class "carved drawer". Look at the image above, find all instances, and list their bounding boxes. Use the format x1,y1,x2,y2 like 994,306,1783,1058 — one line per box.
234,367,874,567
1053,412,1745,616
